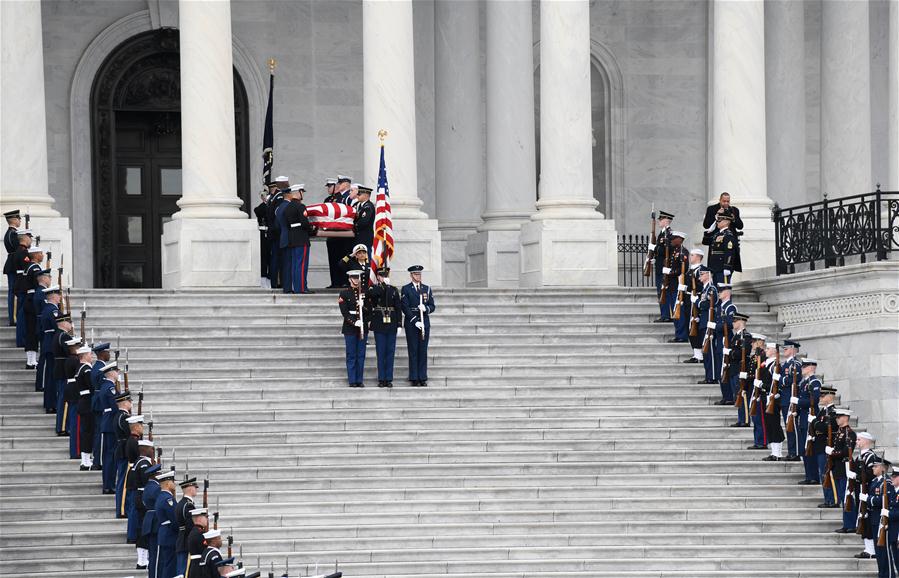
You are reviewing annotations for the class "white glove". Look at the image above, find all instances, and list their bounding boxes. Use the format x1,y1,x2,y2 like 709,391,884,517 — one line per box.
808,412,814,420
860,493,868,501
722,348,732,355
774,393,781,399
753,379,763,388
882,509,891,517
806,435,814,442
706,321,716,330
662,267,672,275
847,470,857,480
690,295,698,304
738,372,748,379
677,284,687,292
825,446,833,455
790,396,799,404
647,243,656,251
415,321,424,330
417,303,426,313
772,373,781,382
724,269,731,276
354,320,363,328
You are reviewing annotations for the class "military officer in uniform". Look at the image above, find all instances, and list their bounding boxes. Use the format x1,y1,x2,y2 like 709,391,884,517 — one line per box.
97,366,123,494
702,192,744,275
758,341,786,461
185,507,210,576
175,475,199,575
341,244,370,282
339,270,370,387
367,266,402,388
796,359,824,485
810,383,838,506
323,178,343,288
283,184,314,294
401,265,435,387
650,210,674,322
353,186,375,257
778,339,802,460
853,432,879,559
72,344,95,469
714,283,736,404
20,244,45,368
155,468,179,578
696,266,719,385
37,286,62,407
683,248,705,364
829,408,858,532
90,342,112,469
703,212,736,284
3,209,22,325
142,463,163,575
726,312,751,425
665,232,689,343
265,179,287,289
132,443,156,569
745,333,767,449
865,458,898,578
253,190,270,287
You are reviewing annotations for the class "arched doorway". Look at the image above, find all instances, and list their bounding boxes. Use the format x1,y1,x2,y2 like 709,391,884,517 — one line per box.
90,28,250,288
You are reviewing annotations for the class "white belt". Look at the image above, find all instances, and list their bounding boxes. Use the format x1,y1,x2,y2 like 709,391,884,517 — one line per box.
104,408,112,413
258,226,267,231
44,329,53,333
80,390,90,396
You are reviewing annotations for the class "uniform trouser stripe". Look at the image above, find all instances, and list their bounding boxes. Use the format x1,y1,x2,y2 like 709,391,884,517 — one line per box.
120,464,132,517
61,402,69,432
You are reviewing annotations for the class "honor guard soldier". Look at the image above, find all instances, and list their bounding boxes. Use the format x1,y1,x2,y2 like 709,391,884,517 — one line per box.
703,211,736,284
650,211,674,322
266,178,288,289
30,268,52,377
283,184,314,294
97,365,122,494
401,265,435,387
72,344,94,469
185,507,210,576
367,267,402,388
353,186,375,256
199,529,226,578
9,228,32,344
339,270,370,387
341,244,370,282
865,458,898,578
696,266,720,385
714,283,736,404
132,445,156,569
37,286,62,408
154,468,179,578
175,475,199,575
253,190,270,287
779,339,802,460
334,175,356,260
854,432,879,559
665,232,689,343
758,341,786,461
90,342,112,469
3,209,22,325
684,248,705,364
745,333,767,449
323,178,344,288
830,408,858,532
119,415,143,525
810,383,839,507
53,329,78,436
797,358,824,485
727,312,751,425
142,463,163,575
21,244,45,368
113,407,139,517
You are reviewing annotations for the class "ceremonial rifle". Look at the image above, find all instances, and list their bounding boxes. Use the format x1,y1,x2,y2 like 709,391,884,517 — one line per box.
657,239,671,305
56,253,64,301
845,454,857,513
720,319,731,384
786,364,799,434
227,528,233,558
64,288,71,317
80,301,86,342
203,473,209,509
418,285,427,341
733,335,748,410
156,446,163,467
123,348,130,392
823,420,838,501
642,205,656,277
45,250,52,270
701,290,716,355
24,210,30,230
856,457,869,535
748,352,764,415
213,496,220,530
765,345,781,415
672,253,686,321
877,473,889,547
688,271,699,338
137,385,143,416
115,335,121,363
356,279,365,340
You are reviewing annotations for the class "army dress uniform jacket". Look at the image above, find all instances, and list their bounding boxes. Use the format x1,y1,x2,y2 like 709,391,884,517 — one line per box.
703,228,736,274
703,203,743,272
155,489,178,547
401,282,436,330
828,426,856,481
794,374,820,412
367,283,402,333
339,287,371,336
3,226,17,254
866,477,899,544
810,404,837,455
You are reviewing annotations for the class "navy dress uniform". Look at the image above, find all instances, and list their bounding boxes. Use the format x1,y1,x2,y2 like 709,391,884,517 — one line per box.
199,530,225,578
142,464,163,576
650,211,674,322
133,456,158,569
810,392,838,506
401,265,436,387
726,314,752,425
829,408,858,531
154,469,179,578
90,342,111,461
21,248,44,368
745,335,767,449
865,460,898,578
367,267,402,388
36,288,61,405
353,187,375,256
797,359,823,484
715,284,736,403
341,245,370,282
266,188,286,289
96,366,122,493
175,477,198,575
3,209,21,324
338,270,371,387
73,354,95,468
703,213,737,285
10,229,33,346
283,186,314,294
253,193,270,283
666,233,690,342
696,267,720,384
54,332,79,435
758,343,786,461
684,248,705,363
113,410,139,518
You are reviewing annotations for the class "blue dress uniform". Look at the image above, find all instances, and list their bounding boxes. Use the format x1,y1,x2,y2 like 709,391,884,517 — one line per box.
866,466,899,578
744,339,767,448
73,361,94,466
666,241,689,342
854,445,880,557
30,279,48,380
651,214,673,321
401,266,436,387
90,342,111,460
155,480,179,578
338,271,371,387
367,270,402,387
267,190,285,289
716,291,736,403
114,413,137,518
696,271,720,384
811,399,838,506
53,331,77,434
796,366,822,483
727,322,752,425
37,297,61,405
685,255,705,363
829,412,858,531
20,258,43,366
353,191,375,257
10,241,31,347
141,466,162,575
96,369,121,493
779,341,802,458
703,217,737,285
275,192,292,292
2,212,20,324
283,192,313,294
174,478,198,575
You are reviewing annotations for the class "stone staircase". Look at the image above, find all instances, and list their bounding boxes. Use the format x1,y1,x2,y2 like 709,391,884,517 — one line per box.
0,288,875,577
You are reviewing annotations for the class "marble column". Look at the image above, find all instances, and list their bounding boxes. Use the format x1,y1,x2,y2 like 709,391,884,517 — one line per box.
889,0,899,190
765,0,805,206
518,0,617,287
363,0,442,284
0,0,72,286
466,0,537,287
820,0,871,196
709,0,773,271
434,0,483,288
161,0,258,288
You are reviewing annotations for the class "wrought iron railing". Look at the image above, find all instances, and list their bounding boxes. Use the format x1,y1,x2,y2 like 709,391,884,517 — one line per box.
617,234,657,287
772,187,899,275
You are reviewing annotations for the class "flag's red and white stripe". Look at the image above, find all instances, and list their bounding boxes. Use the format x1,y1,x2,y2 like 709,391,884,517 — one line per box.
370,145,394,284
305,202,356,231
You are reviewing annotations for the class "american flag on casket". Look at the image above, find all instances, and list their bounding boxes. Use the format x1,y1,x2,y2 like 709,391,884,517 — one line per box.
305,202,356,231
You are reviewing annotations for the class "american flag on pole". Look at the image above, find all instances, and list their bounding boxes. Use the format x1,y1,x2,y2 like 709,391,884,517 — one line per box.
370,143,394,284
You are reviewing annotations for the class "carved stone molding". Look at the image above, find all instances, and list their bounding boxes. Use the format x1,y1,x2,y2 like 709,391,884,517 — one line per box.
780,293,899,325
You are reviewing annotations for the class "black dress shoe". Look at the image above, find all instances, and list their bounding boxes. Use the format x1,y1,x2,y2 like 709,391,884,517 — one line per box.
410,380,420,387
784,455,801,462
419,381,428,387
834,528,853,533
653,317,672,323
854,552,874,559
301,290,315,294
358,382,365,388
385,381,393,388
126,538,137,544
747,444,767,450
25,364,36,370
713,399,729,406
682,357,700,363
667,338,688,343
817,503,837,508
377,381,386,388
79,465,90,471
90,465,102,471
102,489,114,495
762,455,780,461
136,563,148,569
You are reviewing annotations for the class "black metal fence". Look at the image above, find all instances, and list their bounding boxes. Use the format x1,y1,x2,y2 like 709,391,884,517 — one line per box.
617,234,657,287
773,187,899,275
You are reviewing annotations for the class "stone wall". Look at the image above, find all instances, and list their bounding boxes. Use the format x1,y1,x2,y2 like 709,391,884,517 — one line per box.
739,261,899,460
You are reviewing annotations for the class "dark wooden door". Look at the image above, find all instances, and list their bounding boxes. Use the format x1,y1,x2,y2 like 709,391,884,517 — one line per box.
113,111,182,288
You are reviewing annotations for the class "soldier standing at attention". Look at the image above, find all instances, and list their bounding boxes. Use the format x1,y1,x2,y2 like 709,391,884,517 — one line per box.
341,244,370,281
796,359,824,485
683,248,705,364
650,211,674,322
142,464,163,576
339,270,370,388
323,178,343,289
253,190,270,288
696,266,719,385
779,339,802,461
665,232,689,343
810,383,838,507
353,186,375,258
154,468,179,578
3,209,22,325
853,432,878,560
132,445,156,569
726,312,751,424
401,265,435,387
175,475,199,575
283,184,314,294
368,267,402,388
703,212,736,285
830,408,858,533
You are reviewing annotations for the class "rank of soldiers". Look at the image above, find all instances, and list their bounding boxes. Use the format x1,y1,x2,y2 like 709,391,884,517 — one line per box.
644,197,899,576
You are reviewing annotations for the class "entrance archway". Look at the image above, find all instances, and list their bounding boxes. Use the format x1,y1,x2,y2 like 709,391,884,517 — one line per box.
90,28,250,288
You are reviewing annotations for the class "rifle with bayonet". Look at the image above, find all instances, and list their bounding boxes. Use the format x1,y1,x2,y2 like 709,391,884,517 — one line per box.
56,254,64,298
701,290,716,355
227,528,233,558
877,472,889,547
657,238,671,305
786,364,799,434
418,284,427,341
688,270,700,338
672,252,686,321
64,288,71,317
642,206,656,277
765,344,782,415
356,278,365,339
823,420,838,502
805,401,817,457
748,351,764,416
720,318,731,384
856,456,869,535
137,386,143,416
80,301,86,342
845,454,857,513
203,474,209,509
123,348,129,392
